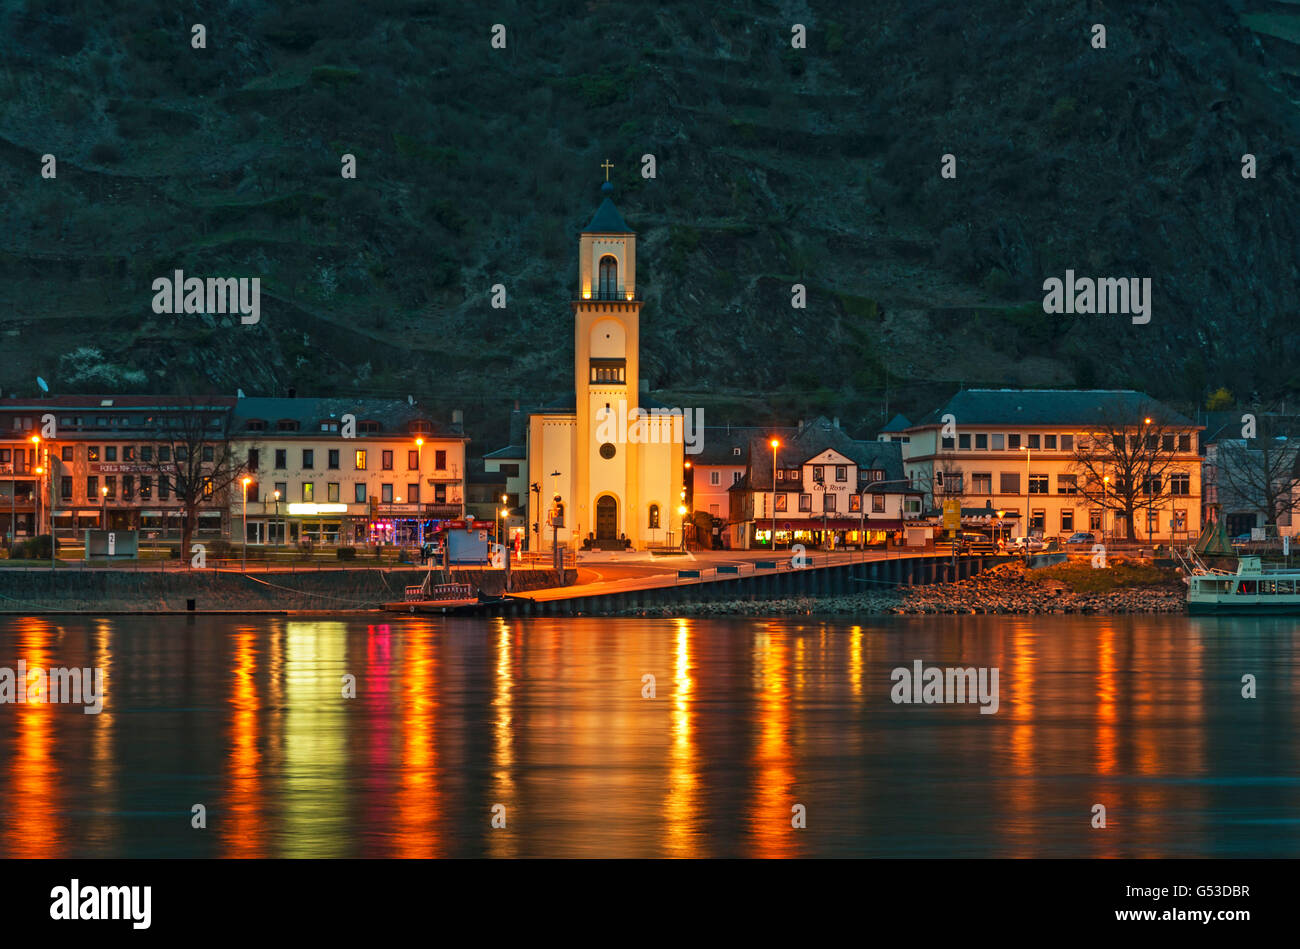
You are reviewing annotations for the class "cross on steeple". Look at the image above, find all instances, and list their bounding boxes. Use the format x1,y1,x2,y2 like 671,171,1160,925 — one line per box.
601,159,614,181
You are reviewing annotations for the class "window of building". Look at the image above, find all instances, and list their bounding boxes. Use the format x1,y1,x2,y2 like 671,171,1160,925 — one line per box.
864,469,885,482
159,477,169,500
159,446,171,462
799,494,811,512
202,446,214,462
1057,474,1078,494
355,450,367,470
975,433,988,450
408,450,419,470
1143,475,1161,495
320,420,339,433
500,463,519,477
123,476,135,500
732,447,741,456
1061,509,1074,532
710,471,720,485
775,493,788,512
382,450,393,470
598,255,618,297
354,483,367,504
1027,434,1040,450
972,473,992,495
823,493,836,512
990,433,1005,450
140,476,152,499
1028,474,1049,494
649,504,660,528
1178,434,1192,452
1000,472,1020,495
60,476,72,500
835,465,847,482
87,475,99,499
88,446,100,462
328,449,339,469
274,449,286,469
106,446,119,462
407,483,419,504
124,446,136,461
1044,434,1057,450
435,450,446,470
941,436,955,450
248,448,259,470
1030,509,1045,531
381,483,393,503
327,483,340,503
1147,511,1159,532
849,494,862,512
61,446,73,462
812,465,824,482
302,482,314,502
1170,473,1190,495
1008,433,1021,450
1060,433,1074,451
872,494,885,513
303,449,314,469
732,471,742,484
958,434,971,450
104,476,117,498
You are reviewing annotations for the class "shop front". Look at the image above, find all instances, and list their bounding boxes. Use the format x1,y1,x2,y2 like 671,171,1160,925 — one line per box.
751,518,909,550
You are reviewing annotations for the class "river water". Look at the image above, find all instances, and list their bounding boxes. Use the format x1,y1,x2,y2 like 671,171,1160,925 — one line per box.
0,613,1296,858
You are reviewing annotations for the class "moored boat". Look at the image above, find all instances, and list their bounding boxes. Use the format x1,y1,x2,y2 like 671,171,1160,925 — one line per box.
1186,556,1300,615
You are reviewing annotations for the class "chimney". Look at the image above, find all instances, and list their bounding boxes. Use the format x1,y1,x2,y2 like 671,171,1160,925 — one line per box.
833,417,840,428
451,409,464,432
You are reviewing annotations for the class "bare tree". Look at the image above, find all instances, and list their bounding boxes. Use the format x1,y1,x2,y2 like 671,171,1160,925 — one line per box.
144,398,245,558
1070,401,1198,542
1212,410,1300,528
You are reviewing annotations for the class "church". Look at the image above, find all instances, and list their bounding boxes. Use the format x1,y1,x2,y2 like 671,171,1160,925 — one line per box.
527,175,685,551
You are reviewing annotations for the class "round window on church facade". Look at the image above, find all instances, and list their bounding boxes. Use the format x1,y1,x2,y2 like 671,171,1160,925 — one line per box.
599,442,617,459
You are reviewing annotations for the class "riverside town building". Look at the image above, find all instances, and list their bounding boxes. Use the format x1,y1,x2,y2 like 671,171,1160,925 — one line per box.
0,394,467,551
230,397,467,548
727,416,924,550
899,389,1203,542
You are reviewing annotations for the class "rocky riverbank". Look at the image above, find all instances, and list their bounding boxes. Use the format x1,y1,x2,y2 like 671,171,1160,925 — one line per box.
626,561,1187,617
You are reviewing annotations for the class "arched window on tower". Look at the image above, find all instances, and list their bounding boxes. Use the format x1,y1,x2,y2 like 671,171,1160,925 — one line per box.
598,255,618,300
648,504,660,529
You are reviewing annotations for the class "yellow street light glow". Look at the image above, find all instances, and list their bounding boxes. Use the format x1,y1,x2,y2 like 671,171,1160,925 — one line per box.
242,477,251,486
500,507,509,517
30,435,40,444
677,505,687,516
770,438,779,448
415,437,424,447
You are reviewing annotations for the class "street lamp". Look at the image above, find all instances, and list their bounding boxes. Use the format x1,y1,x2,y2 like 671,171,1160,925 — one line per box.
677,504,688,552
414,437,424,544
1102,475,1110,546
273,489,281,550
101,484,109,530
1022,444,1032,539
241,477,251,572
29,434,40,544
769,438,780,550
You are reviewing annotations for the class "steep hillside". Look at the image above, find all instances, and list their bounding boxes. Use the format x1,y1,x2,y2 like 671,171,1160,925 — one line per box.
1,0,1297,444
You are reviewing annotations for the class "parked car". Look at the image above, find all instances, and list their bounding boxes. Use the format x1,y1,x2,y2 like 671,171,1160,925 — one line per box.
951,531,997,553
1004,535,1048,553
1066,531,1097,547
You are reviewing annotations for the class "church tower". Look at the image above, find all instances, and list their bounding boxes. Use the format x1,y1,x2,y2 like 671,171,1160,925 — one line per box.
573,179,642,546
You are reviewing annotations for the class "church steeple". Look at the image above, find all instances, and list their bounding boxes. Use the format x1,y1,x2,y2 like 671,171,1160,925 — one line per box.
578,172,636,303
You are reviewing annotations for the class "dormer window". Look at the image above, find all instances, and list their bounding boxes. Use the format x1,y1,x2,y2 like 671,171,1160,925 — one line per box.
276,419,299,432
319,420,339,432
245,419,266,431
359,420,381,434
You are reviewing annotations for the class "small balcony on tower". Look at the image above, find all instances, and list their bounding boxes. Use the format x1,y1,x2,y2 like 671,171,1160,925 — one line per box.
589,358,627,384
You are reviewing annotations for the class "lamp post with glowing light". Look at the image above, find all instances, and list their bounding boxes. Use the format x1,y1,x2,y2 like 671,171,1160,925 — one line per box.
498,493,508,546
1144,416,1154,544
241,477,252,571
273,489,281,551
770,438,780,550
414,437,424,544
101,484,109,530
1022,444,1032,539
29,435,42,541
1102,475,1110,546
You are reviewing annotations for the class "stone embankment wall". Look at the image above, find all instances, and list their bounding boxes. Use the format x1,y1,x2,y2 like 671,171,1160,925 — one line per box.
0,567,571,613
